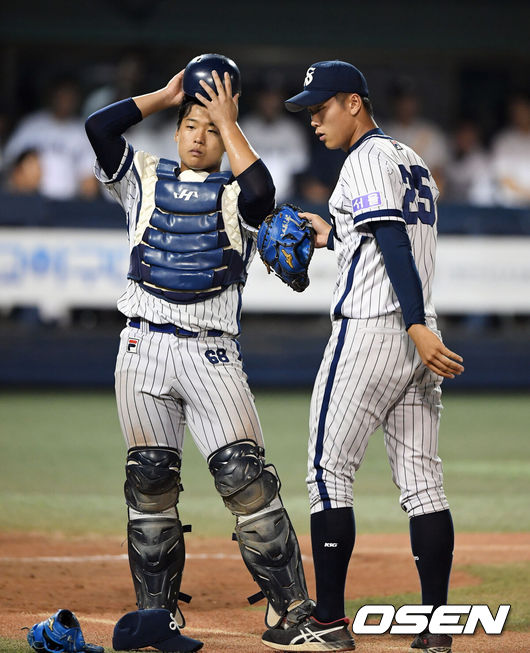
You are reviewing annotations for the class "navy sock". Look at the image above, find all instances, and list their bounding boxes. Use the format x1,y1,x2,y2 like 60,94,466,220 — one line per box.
310,507,355,623
409,509,454,608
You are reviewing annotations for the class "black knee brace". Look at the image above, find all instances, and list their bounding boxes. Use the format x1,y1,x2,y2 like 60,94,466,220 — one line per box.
125,447,182,513
208,439,278,515
208,440,310,626
124,447,185,618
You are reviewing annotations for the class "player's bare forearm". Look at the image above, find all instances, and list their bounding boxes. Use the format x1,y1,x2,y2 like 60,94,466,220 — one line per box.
218,121,258,177
195,70,258,176
407,324,464,379
299,212,332,248
133,70,185,118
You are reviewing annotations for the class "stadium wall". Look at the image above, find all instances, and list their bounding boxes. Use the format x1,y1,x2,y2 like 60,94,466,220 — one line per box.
1,195,529,389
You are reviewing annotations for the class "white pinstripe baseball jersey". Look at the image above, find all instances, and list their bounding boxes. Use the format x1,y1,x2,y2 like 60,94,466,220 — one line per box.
329,130,439,320
95,141,257,336
307,128,448,518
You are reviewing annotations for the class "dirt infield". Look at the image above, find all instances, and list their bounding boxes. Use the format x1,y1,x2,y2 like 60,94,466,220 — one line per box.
1,532,529,652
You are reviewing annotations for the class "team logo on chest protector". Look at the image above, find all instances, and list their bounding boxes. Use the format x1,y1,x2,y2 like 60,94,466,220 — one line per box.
173,188,199,201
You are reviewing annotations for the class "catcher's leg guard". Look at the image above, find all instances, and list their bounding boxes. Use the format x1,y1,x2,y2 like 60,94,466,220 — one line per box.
125,447,186,621
208,440,311,627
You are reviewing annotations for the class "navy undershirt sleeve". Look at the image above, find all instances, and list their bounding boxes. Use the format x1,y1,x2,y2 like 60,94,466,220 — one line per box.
326,226,335,250
236,159,275,227
85,98,143,179
369,221,426,329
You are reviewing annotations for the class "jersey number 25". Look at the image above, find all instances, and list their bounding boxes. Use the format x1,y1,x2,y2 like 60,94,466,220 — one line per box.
399,164,436,226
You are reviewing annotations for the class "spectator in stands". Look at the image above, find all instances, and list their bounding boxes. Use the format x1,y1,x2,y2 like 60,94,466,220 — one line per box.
83,50,148,119
383,78,450,195
444,119,495,205
5,148,42,194
491,92,530,206
296,143,346,209
240,76,310,201
84,51,179,161
4,75,99,199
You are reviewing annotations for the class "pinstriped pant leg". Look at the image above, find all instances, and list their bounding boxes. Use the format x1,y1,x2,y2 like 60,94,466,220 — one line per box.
383,364,449,517
170,336,264,460
307,319,383,513
307,317,423,514
115,326,186,451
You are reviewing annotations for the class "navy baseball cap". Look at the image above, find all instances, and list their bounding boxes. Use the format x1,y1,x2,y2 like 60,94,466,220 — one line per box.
112,609,203,652
285,61,369,112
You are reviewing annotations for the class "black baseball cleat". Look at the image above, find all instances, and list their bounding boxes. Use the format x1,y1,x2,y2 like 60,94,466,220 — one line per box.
409,632,452,652
262,615,355,651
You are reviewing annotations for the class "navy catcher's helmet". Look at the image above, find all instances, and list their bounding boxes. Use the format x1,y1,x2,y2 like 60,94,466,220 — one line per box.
183,53,241,98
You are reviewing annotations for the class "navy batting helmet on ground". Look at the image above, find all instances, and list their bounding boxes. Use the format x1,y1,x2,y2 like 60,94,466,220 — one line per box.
183,53,241,98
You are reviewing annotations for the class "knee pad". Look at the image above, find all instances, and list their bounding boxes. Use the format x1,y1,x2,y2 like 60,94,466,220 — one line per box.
208,440,278,516
125,448,187,620
125,447,182,513
209,441,310,626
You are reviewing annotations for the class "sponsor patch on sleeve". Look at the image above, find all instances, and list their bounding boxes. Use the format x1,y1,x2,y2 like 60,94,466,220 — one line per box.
352,191,382,213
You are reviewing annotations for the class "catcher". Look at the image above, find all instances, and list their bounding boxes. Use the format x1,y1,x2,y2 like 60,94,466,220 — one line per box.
85,54,314,652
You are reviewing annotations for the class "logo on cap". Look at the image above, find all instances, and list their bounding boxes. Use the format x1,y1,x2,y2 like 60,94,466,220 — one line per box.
304,67,316,87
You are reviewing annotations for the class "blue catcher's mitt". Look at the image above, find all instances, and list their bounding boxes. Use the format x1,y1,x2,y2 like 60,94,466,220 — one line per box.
257,203,314,292
26,609,104,653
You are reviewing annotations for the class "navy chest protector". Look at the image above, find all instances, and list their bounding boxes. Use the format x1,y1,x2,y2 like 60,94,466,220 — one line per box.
128,159,246,303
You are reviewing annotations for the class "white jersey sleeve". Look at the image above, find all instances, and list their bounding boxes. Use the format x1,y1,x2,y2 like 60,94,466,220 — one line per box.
337,144,406,232
94,141,138,231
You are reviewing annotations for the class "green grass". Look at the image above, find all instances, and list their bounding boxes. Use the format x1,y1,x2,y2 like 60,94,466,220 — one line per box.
0,641,118,653
345,561,530,632
0,391,528,536
0,640,32,653
1,391,528,651
0,392,125,534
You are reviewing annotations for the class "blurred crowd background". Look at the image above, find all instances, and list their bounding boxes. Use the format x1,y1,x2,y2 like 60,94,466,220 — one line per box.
2,45,530,207
1,0,530,389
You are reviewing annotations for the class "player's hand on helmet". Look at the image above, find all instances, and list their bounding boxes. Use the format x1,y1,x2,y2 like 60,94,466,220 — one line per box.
164,70,186,107
299,212,331,248
407,324,464,379
195,70,239,128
